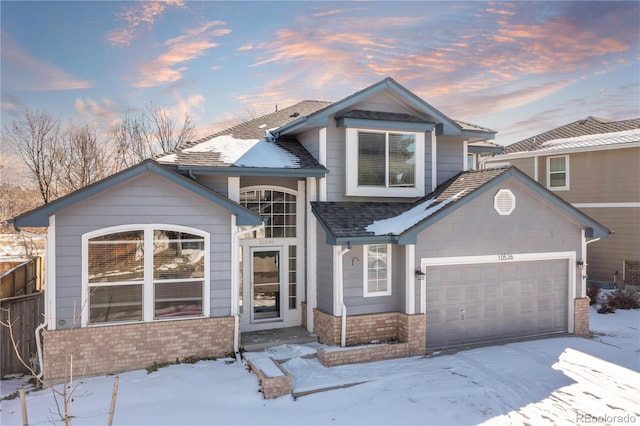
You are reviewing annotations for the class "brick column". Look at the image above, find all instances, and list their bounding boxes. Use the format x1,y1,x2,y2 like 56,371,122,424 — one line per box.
398,313,426,356
573,297,590,337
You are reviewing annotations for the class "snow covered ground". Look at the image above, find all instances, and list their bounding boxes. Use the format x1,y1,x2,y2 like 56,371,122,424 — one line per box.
1,307,638,425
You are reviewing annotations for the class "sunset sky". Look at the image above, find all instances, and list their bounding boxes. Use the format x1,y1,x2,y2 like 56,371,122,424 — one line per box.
2,0,639,151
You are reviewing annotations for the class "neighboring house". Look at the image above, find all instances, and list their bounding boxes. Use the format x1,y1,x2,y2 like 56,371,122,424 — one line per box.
484,117,639,287
11,78,610,380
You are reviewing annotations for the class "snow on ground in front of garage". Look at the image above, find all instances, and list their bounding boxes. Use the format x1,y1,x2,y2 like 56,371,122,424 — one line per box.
1,307,638,425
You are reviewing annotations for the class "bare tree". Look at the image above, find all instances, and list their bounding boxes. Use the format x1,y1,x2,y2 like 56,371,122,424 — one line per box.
111,112,154,170
3,110,61,203
111,103,195,171
56,123,110,194
148,103,195,153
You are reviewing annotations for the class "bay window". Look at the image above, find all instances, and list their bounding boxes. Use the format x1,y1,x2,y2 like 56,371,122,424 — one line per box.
84,225,209,325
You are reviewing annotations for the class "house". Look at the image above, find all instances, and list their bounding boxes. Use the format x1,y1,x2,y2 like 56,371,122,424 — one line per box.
483,117,639,288
11,78,610,380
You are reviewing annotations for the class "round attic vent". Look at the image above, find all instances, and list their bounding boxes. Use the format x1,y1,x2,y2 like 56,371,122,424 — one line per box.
494,189,516,215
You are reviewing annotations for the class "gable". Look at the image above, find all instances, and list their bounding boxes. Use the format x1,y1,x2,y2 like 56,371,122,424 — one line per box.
312,167,610,245
274,77,496,140
11,160,262,228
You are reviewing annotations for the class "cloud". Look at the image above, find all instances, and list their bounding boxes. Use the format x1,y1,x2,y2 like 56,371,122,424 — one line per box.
233,2,637,124
133,21,230,88
75,97,119,128
1,31,92,91
106,0,186,47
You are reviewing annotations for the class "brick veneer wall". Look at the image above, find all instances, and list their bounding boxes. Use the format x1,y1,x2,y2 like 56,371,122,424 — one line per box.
318,343,411,367
43,317,235,380
624,260,639,287
573,297,590,337
313,309,425,356
247,358,292,399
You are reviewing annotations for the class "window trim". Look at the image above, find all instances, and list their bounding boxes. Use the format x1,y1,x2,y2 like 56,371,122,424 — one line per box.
363,244,392,297
82,224,210,327
239,186,298,239
346,128,425,197
546,155,570,191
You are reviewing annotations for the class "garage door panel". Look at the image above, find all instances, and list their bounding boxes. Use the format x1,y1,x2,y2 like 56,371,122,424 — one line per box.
426,258,569,349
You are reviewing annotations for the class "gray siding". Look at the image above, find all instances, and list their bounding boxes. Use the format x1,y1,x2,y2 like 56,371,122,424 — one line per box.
340,245,405,316
296,128,320,161
315,224,334,314
415,176,582,295
240,176,299,191
54,172,235,329
325,122,346,201
580,206,640,281
436,136,464,185
197,175,229,196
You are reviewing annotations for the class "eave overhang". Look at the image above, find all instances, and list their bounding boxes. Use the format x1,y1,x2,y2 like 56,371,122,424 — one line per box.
10,159,263,228
173,165,329,178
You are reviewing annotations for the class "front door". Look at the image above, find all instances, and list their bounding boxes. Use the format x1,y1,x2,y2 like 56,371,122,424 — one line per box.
251,247,283,322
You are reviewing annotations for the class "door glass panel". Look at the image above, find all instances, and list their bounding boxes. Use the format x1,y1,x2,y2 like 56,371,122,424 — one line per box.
253,250,280,320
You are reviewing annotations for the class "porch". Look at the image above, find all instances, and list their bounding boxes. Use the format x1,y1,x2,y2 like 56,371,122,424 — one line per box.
240,326,318,352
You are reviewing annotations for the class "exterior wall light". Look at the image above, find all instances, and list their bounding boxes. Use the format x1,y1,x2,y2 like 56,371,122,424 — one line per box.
415,268,426,281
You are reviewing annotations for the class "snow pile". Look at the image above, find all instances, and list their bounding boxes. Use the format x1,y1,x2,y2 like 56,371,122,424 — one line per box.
176,134,300,168
1,308,638,425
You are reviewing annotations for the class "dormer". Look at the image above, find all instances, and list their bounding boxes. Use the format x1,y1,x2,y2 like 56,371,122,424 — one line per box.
272,78,497,201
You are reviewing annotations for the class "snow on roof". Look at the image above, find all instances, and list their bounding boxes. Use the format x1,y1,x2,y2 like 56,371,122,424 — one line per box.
157,153,178,163
540,129,639,151
365,190,466,235
182,134,300,168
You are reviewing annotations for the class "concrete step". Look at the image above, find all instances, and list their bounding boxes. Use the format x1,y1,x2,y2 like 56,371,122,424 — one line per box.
241,326,318,352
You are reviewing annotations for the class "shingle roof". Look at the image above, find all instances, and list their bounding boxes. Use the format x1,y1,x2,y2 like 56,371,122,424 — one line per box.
157,101,331,173
535,129,640,152
504,116,640,153
454,120,496,134
311,167,509,241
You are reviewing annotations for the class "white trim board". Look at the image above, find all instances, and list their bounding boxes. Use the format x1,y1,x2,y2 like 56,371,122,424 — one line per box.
573,202,640,208
421,251,576,266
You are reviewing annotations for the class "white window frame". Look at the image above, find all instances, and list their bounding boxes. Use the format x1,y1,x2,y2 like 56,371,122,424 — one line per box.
363,244,392,297
82,224,210,327
547,155,570,191
346,128,425,197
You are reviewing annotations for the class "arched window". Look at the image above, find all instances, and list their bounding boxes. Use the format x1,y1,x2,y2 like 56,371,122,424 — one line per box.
239,188,296,238
84,225,209,325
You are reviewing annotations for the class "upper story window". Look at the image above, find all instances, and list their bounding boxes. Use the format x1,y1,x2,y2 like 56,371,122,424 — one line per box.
84,225,209,326
363,244,392,297
239,188,297,238
547,155,569,190
346,129,425,197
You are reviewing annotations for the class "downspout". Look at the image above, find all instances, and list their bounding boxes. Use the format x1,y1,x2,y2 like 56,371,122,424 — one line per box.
15,226,47,379
337,245,351,347
232,221,265,362
582,230,601,297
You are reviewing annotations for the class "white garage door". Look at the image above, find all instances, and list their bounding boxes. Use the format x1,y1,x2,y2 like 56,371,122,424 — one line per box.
425,258,569,349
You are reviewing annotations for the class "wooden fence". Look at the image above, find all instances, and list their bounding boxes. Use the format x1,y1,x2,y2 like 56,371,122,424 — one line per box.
1,257,43,299
1,291,45,377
